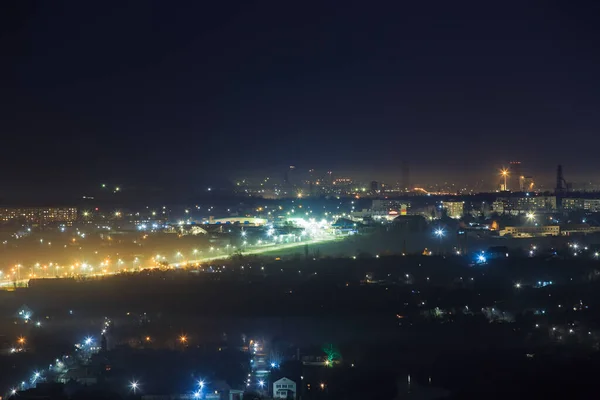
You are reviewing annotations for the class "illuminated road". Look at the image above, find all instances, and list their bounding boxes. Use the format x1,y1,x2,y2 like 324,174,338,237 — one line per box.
171,236,343,266
0,235,345,288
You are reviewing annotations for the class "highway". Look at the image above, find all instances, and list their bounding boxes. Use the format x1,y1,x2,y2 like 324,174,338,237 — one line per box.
0,235,344,289
170,235,343,266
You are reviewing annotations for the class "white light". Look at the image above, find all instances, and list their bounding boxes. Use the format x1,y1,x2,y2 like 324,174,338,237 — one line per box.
258,380,265,387
84,337,93,345
198,380,205,388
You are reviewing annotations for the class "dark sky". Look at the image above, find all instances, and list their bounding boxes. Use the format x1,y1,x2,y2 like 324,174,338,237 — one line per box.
2,0,600,196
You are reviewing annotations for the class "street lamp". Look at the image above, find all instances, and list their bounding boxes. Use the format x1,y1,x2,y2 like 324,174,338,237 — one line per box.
434,228,444,254
526,212,535,221
500,168,509,191
129,380,139,393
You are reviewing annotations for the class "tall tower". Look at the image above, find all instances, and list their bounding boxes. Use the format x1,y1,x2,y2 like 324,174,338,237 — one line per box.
401,161,410,191
284,166,296,185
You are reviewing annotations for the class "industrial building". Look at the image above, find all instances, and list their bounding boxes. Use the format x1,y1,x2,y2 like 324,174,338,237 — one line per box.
499,225,560,237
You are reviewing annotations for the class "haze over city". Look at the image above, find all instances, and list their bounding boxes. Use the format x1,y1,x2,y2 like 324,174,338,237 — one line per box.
3,1,600,400
3,1,600,201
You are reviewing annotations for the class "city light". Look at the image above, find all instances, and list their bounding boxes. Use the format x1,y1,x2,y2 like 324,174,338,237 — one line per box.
179,335,188,344
258,380,265,388
129,380,139,393
198,380,205,388
434,228,444,238
500,167,509,190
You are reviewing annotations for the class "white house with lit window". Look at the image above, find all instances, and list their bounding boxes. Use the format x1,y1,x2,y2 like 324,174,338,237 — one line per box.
273,377,296,399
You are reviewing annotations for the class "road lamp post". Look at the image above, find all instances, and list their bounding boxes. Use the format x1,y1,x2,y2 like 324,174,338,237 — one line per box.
434,228,444,255
500,168,509,191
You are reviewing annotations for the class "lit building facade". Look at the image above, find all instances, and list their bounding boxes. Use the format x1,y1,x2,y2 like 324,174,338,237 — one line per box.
0,207,78,224
499,225,560,237
562,198,584,211
442,201,464,219
494,196,556,214
584,199,600,212
514,196,556,212
273,377,296,400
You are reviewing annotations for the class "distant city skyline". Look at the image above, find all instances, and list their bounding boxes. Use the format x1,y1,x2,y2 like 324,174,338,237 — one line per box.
2,2,600,200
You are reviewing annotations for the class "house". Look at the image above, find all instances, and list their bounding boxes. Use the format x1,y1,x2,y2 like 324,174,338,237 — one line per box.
273,377,296,399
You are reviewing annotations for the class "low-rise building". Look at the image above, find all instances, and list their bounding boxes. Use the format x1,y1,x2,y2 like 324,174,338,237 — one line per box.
0,207,78,224
499,225,560,237
561,224,600,236
273,377,297,399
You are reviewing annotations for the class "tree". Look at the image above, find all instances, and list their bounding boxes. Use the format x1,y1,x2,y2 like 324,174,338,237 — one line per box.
322,343,341,363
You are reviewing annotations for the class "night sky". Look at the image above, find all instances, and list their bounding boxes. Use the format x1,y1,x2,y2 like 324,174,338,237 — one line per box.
2,1,600,197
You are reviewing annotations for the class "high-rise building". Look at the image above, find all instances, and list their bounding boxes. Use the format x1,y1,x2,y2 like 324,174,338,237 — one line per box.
284,165,296,188
442,201,464,219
